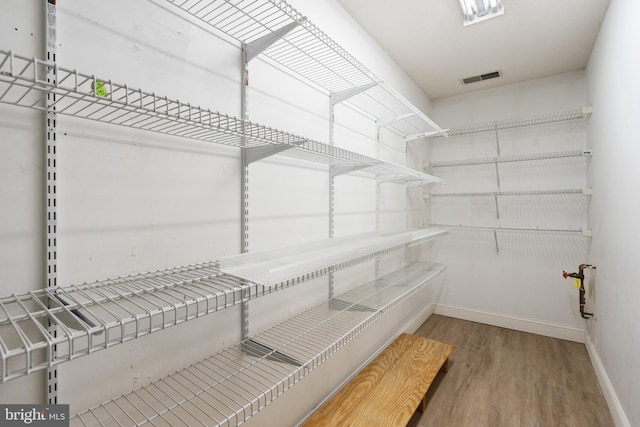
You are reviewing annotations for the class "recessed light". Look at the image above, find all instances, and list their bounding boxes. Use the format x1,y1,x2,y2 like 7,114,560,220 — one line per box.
458,0,504,26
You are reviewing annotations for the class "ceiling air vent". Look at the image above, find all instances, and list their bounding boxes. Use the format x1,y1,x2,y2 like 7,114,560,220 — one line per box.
461,71,502,85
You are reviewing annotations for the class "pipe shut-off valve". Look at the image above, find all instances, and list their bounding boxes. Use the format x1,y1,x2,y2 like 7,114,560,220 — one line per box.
562,264,596,319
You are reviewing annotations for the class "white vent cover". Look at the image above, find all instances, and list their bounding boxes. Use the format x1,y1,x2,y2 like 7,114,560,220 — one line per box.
461,70,502,85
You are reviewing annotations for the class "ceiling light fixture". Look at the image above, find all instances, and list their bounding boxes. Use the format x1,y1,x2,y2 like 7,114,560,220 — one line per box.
459,0,504,26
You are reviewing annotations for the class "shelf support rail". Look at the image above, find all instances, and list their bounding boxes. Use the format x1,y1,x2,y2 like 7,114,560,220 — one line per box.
329,81,382,288
327,83,379,297
494,122,501,219
239,15,309,334
240,42,251,340
44,0,58,405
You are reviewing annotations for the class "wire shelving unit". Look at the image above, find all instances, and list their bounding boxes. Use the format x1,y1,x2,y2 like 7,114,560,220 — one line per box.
432,224,589,235
431,224,591,254
429,150,588,168
1,0,450,419
164,0,447,139
70,261,446,427
430,107,590,138
219,228,448,287
430,189,588,197
0,49,443,185
0,229,447,383
426,106,592,253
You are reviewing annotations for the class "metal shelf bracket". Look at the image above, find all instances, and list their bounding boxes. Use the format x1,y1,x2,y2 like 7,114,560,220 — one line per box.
245,20,304,62
246,144,295,164
404,129,449,142
242,339,307,368
378,174,403,184
330,82,377,105
330,164,369,177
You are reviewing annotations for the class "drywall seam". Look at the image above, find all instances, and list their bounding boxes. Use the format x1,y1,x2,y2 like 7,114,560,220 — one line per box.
434,303,585,343
585,332,631,427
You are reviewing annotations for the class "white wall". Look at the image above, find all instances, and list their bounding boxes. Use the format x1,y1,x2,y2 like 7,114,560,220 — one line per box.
0,0,50,405
430,72,590,342
0,0,438,424
586,0,640,425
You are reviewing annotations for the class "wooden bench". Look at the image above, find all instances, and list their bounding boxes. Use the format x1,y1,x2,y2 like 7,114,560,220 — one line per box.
302,333,454,427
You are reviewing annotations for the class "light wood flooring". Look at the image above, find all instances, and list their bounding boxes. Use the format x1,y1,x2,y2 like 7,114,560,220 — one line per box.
408,315,615,427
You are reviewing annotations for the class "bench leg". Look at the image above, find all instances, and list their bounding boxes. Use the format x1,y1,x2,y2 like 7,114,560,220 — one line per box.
419,358,449,414
419,395,428,413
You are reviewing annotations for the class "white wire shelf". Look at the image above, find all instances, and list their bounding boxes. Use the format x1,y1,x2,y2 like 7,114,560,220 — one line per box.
430,189,590,197
0,49,443,185
430,150,588,168
0,263,243,383
219,228,449,287
70,261,446,427
0,228,446,383
432,224,591,235
165,0,446,138
432,107,590,138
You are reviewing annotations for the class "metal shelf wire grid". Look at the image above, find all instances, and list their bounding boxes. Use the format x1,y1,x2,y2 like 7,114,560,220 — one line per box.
70,261,446,427
430,189,587,197
431,224,588,235
165,0,446,137
0,229,446,383
0,263,245,383
430,150,587,168
219,228,449,286
0,49,442,185
433,108,589,138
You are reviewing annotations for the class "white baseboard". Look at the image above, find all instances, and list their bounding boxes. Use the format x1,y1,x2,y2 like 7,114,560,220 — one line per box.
434,303,585,343
585,333,631,427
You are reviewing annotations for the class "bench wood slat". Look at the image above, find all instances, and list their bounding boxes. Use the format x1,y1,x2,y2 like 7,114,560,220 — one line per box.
303,333,454,426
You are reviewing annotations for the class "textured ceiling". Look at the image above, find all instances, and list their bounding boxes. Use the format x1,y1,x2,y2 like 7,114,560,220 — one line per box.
335,0,611,99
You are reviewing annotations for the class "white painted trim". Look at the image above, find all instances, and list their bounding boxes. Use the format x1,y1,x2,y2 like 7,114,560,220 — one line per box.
585,333,631,427
434,303,585,343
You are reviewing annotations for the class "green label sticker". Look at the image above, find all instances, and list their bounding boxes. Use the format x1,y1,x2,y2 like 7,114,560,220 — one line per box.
92,80,108,97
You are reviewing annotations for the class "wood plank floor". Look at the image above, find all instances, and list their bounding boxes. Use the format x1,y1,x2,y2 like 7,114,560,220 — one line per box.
408,315,614,427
